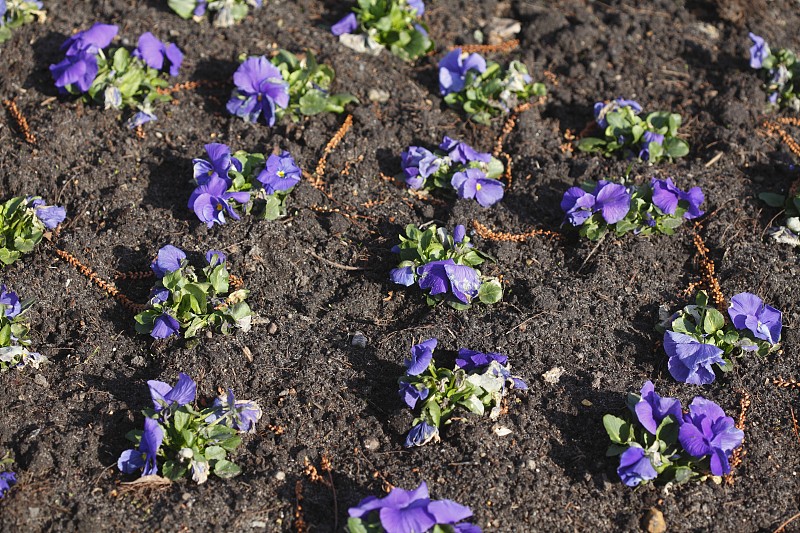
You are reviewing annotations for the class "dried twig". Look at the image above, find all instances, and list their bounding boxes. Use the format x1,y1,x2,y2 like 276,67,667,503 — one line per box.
773,511,800,533
155,80,224,95
306,250,370,271
294,480,307,533
3,99,37,144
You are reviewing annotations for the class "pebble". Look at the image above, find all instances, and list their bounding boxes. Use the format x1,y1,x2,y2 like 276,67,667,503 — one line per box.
34,374,48,388
351,331,368,348
542,367,564,384
131,355,146,368
29,507,40,519
205,330,213,339
251,521,267,529
363,437,380,451
275,471,286,481
268,322,278,335
643,508,666,533
368,89,390,103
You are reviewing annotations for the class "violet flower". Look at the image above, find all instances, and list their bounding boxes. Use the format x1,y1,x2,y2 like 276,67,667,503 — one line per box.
399,381,429,409
593,181,631,223
561,187,596,226
256,151,302,194
617,446,657,487
188,176,251,227
117,417,164,476
439,136,491,165
728,292,782,345
227,56,290,126
664,331,725,385
417,259,481,304
126,110,157,129
148,372,197,412
193,0,207,16
50,23,118,93
749,32,770,69
348,482,476,532
455,348,508,372
61,23,118,56
405,338,437,375
331,12,358,36
205,250,227,267
404,421,440,448
407,0,425,15
34,205,67,229
150,245,186,277
401,146,441,189
151,313,180,339
651,178,704,219
453,224,466,243
678,397,744,476
205,389,263,433
634,381,682,435
193,143,242,186
638,131,664,161
451,168,504,207
389,266,416,287
0,472,16,499
0,285,21,318
133,32,183,77
439,48,487,95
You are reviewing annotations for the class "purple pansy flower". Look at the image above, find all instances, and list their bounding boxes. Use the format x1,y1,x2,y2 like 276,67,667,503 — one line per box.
439,136,491,165
638,131,664,161
593,181,631,224
634,381,682,435
150,245,186,277
148,287,170,305
0,471,17,499
50,51,100,92
451,168,504,207
407,0,425,15
390,266,416,287
651,178,705,220
399,381,430,409
34,204,66,229
205,250,227,267
193,143,242,186
151,313,180,339
728,292,782,345
561,187,596,226
188,176,251,227
0,285,22,318
227,56,290,126
405,338,437,375
749,32,770,69
117,417,164,476
404,421,440,448
664,331,725,385
148,372,197,412
443,262,481,303
401,146,441,189
455,348,508,372
61,23,118,56
256,151,302,194
204,389,262,433
439,48,487,96
678,397,744,476
193,0,207,16
331,12,358,36
133,32,183,77
416,260,452,297
617,446,657,487
453,224,466,243
126,110,157,129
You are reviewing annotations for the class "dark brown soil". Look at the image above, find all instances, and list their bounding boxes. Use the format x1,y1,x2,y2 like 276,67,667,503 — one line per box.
1,0,799,531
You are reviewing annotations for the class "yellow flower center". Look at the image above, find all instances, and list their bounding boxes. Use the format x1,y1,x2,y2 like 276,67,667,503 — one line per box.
216,203,223,211
476,183,482,191
278,170,285,178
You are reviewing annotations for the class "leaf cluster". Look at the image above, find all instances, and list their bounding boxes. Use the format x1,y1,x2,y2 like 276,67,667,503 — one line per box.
0,295,41,372
756,47,800,111
444,60,546,125
0,196,50,267
577,107,689,163
759,188,800,247
347,0,433,61
168,0,259,28
134,256,252,339
0,1,44,43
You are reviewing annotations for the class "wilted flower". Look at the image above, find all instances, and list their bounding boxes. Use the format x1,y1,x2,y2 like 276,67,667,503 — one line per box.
188,176,251,227
617,446,657,487
678,397,744,476
133,32,183,77
455,348,508,372
451,168,504,207
749,32,770,69
256,151,302,194
664,331,725,385
0,471,17,499
147,372,196,412
117,417,164,476
727,292,782,345
404,421,440,447
634,381,682,434
150,245,186,277
205,389,263,434
439,136,491,165
405,338,437,375
193,143,242,186
126,110,157,129
651,178,704,219
439,48,487,95
331,12,358,36
389,265,415,287
227,56,290,126
401,146,441,189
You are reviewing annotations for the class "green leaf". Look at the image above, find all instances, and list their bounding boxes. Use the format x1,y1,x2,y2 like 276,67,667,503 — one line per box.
213,459,242,479
703,308,725,334
461,395,485,415
603,414,632,444
759,192,787,207
162,460,187,481
167,0,196,17
204,446,226,462
174,410,191,432
477,279,503,305
606,443,628,457
664,138,689,159
577,137,607,152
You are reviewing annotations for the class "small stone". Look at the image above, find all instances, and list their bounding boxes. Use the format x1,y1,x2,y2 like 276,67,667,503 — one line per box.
351,331,368,348
205,330,213,339
131,355,146,368
581,399,593,407
275,471,286,481
182,492,191,501
363,437,380,451
643,507,666,533
251,521,267,529
268,322,278,335
526,459,536,470
542,367,565,384
29,507,40,519
34,374,48,388
368,89,390,103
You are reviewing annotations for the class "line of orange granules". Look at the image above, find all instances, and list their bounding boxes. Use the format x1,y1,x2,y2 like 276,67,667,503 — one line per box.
725,389,750,485
688,229,726,310
453,39,520,54
312,114,353,190
3,98,37,144
762,118,800,159
472,220,560,242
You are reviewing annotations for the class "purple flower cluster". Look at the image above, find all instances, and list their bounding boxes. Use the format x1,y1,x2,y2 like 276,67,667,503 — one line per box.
456,348,528,391
617,382,744,485
665,293,782,385
651,177,704,219
439,48,487,96
133,32,184,77
227,56,290,126
204,389,263,434
0,471,17,499
348,482,480,533
27,197,67,229
561,180,631,226
50,23,118,92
